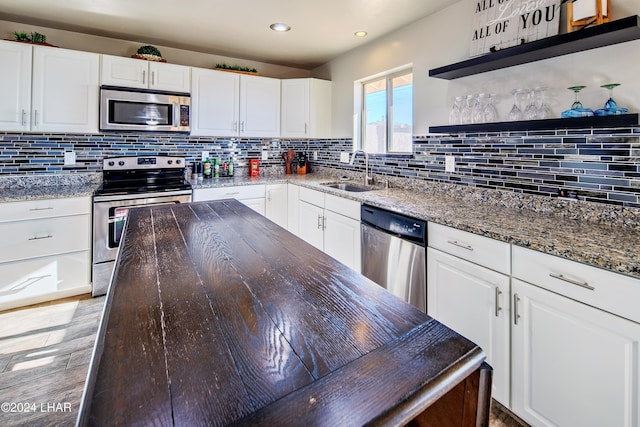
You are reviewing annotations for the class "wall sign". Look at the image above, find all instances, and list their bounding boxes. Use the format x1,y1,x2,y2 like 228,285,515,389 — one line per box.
470,0,562,57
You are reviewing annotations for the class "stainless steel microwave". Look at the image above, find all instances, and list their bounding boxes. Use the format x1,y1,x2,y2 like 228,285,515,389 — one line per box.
100,86,190,132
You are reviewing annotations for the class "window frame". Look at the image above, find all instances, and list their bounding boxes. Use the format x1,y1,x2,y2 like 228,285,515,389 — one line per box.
354,64,413,154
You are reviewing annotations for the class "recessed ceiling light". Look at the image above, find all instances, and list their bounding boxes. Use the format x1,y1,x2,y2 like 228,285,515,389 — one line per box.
270,23,291,32
354,31,368,37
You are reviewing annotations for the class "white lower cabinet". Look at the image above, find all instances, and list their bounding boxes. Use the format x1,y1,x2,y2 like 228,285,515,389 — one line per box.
193,185,266,215
427,244,510,407
287,183,300,236
511,277,640,427
297,187,361,272
0,196,92,311
265,184,288,229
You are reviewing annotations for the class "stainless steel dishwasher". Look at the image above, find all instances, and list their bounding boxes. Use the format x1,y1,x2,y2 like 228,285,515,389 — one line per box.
360,204,426,312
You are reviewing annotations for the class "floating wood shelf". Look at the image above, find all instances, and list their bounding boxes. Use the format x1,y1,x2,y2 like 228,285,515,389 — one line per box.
429,15,640,80
428,114,639,134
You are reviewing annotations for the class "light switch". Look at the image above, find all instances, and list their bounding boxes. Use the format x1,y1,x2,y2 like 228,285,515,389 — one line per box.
445,155,456,172
340,152,350,163
261,151,268,161
64,151,76,165
201,151,209,161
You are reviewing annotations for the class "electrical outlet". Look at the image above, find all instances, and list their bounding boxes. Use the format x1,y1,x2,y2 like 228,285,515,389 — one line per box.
340,152,350,163
445,155,456,172
64,151,76,166
313,151,318,161
261,151,268,161
201,151,209,161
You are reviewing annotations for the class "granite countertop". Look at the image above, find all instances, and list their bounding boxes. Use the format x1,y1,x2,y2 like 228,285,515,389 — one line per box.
2,171,638,280
0,174,101,203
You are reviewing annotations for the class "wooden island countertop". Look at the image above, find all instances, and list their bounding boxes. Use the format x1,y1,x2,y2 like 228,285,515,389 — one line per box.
79,199,490,426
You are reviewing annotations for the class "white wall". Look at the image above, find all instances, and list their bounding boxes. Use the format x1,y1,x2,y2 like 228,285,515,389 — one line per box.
314,0,640,138
0,20,311,79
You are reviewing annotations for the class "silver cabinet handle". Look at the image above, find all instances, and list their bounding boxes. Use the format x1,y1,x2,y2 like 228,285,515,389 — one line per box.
29,207,53,211
267,191,271,202
447,240,474,251
317,214,323,229
495,287,502,317
513,293,521,325
549,272,595,291
305,123,308,134
233,121,238,132
323,216,327,230
21,109,26,126
240,121,245,132
34,110,39,127
151,71,155,86
142,70,146,84
29,235,53,241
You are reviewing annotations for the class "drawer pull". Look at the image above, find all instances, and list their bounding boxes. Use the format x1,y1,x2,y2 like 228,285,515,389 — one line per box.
514,293,521,325
549,272,595,291
447,240,474,251
29,207,54,211
225,192,240,196
494,287,502,317
28,235,53,241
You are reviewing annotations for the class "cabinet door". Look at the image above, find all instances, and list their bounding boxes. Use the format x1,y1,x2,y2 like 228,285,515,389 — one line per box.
0,40,31,131
240,74,280,137
281,79,309,138
32,46,99,133
512,278,640,427
298,201,324,250
287,183,300,236
324,210,361,273
427,248,510,407
191,68,239,136
240,198,265,216
265,184,288,229
100,55,147,89
149,62,190,92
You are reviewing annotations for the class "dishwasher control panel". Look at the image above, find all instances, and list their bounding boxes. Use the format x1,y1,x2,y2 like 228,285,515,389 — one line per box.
361,205,426,244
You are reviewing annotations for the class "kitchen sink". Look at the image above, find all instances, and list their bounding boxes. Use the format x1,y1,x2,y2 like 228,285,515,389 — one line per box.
322,182,376,192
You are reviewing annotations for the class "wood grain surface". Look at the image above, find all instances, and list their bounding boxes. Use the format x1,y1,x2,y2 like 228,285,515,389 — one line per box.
78,199,486,426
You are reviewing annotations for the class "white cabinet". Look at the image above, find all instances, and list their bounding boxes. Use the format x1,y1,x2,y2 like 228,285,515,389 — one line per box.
511,277,640,427
190,68,280,137
265,184,288,229
427,224,511,406
101,55,190,92
281,78,331,138
0,40,32,131
0,197,92,311
287,183,300,237
193,185,266,216
0,42,99,133
510,246,640,427
298,187,361,272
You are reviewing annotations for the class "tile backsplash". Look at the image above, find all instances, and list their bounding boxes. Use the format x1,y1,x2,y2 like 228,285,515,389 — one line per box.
2,126,640,208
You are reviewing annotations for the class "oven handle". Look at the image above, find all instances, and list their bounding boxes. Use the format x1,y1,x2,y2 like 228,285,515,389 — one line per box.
107,200,185,222
93,190,192,202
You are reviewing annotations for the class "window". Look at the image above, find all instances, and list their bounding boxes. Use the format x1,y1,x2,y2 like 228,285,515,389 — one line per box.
360,69,413,154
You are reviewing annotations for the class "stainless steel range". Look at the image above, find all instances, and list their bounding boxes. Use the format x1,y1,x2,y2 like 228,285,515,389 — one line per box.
92,156,192,296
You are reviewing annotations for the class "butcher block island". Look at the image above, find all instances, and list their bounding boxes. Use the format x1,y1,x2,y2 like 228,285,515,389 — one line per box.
78,199,491,426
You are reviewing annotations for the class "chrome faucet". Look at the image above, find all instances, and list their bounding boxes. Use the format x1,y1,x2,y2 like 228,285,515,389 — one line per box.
350,150,373,185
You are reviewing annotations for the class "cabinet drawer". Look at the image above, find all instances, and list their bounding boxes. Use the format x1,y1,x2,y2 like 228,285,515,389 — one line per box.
512,245,640,324
325,194,360,221
0,196,91,223
299,187,324,208
193,184,265,202
0,214,90,263
428,222,510,274
0,251,91,311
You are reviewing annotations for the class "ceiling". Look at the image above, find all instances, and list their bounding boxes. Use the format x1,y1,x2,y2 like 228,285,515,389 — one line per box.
0,0,452,69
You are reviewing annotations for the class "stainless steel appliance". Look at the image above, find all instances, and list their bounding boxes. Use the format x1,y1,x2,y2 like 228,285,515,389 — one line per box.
99,86,190,132
92,156,192,296
361,205,426,312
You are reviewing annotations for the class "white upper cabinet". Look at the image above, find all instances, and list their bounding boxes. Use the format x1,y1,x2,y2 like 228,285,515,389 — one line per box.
281,78,331,138
191,68,280,137
191,67,240,136
0,42,99,133
240,74,280,137
32,46,99,133
0,40,32,131
101,55,191,92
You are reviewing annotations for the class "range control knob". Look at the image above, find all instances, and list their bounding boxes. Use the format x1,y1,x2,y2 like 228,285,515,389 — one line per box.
118,161,125,166
176,159,181,165
107,161,115,167
167,160,173,165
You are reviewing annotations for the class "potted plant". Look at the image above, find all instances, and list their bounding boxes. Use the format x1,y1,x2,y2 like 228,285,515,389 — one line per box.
132,45,166,62
11,31,55,46
214,63,258,75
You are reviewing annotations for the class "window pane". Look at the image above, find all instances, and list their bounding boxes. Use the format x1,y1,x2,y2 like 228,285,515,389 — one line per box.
363,79,387,153
389,73,413,153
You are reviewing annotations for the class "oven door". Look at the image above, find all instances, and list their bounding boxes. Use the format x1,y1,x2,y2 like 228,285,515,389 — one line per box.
92,191,192,296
